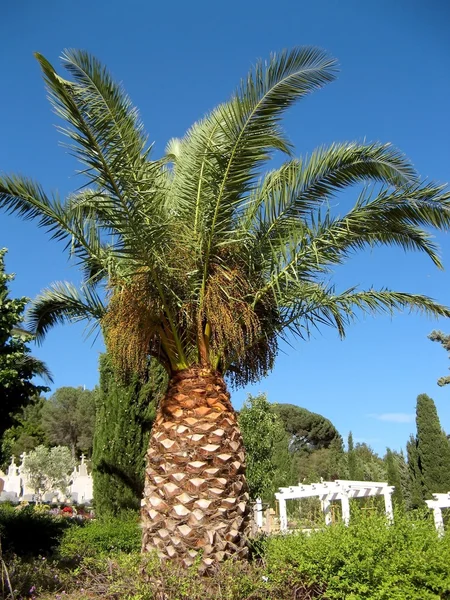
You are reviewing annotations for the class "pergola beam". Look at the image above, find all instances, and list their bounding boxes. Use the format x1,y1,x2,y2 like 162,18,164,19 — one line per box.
275,479,395,532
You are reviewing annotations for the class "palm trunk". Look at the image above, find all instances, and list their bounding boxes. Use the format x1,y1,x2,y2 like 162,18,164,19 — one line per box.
141,367,250,569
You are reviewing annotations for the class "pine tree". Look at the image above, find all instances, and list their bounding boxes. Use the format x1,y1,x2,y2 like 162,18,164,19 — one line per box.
93,355,167,516
416,393,450,497
406,433,424,508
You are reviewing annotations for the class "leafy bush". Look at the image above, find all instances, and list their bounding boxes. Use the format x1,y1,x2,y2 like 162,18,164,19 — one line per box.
0,505,71,557
58,514,141,559
265,509,450,599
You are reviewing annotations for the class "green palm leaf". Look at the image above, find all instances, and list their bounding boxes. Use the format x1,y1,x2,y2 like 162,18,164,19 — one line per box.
28,282,106,343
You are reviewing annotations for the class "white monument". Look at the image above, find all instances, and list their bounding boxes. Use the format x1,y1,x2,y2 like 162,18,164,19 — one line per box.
0,453,94,504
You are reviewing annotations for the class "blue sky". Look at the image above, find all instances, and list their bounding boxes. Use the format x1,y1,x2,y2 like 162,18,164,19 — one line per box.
1,0,449,455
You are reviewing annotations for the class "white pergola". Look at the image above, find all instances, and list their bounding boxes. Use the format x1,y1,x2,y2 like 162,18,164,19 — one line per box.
426,493,450,537
275,479,395,531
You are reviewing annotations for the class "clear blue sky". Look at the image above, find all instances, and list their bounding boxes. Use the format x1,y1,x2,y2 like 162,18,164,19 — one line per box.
1,0,449,456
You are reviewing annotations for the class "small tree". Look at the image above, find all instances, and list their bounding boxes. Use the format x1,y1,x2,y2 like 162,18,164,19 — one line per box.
22,445,74,502
238,394,286,500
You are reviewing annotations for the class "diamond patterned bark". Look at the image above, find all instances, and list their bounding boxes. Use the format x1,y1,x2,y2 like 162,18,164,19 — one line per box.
141,368,250,569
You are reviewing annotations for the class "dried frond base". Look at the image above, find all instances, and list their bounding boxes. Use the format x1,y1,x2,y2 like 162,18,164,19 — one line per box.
141,368,250,570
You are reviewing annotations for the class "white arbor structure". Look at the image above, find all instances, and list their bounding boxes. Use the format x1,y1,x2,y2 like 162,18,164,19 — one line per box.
275,480,395,531
426,493,450,537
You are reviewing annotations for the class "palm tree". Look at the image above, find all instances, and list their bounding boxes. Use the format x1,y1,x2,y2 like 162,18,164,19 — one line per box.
1,47,450,567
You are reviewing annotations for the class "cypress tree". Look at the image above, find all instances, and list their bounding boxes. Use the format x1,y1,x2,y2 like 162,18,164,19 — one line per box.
416,393,450,497
93,354,167,516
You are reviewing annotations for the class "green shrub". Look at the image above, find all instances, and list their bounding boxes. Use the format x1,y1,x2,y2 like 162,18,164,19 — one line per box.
2,554,73,599
59,514,141,559
0,505,71,557
265,509,450,599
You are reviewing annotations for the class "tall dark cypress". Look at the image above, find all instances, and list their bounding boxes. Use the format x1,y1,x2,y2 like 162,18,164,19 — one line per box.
93,354,167,516
416,393,450,497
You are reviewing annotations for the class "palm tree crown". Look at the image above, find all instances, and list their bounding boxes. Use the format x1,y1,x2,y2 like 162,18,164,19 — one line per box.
1,47,449,385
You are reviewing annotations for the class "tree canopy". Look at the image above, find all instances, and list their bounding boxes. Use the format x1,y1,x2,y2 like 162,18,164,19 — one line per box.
238,394,286,499
273,403,342,452
0,49,449,388
42,386,97,458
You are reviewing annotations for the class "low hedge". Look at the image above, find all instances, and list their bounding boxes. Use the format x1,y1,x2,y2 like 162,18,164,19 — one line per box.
265,509,450,599
0,505,72,557
58,513,141,558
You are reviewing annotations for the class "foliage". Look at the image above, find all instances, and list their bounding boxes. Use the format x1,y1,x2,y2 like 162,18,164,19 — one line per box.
266,510,450,599
41,386,97,458
1,552,73,600
238,394,286,499
352,442,386,481
295,440,347,483
0,249,51,443
22,445,75,501
59,514,141,559
272,404,342,453
385,448,405,509
429,330,450,386
93,354,166,517
347,431,359,479
407,433,425,508
5,513,450,599
1,396,48,468
416,393,450,497
0,504,71,557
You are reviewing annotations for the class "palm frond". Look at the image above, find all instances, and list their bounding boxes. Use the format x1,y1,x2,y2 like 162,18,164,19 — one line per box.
280,284,450,340
0,175,76,245
254,181,450,306
27,281,106,342
240,141,418,238
14,355,54,383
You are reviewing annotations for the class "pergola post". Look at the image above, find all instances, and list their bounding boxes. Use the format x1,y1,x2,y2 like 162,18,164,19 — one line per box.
278,496,288,532
321,496,332,525
383,489,394,523
433,506,445,537
254,497,263,528
341,492,350,525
